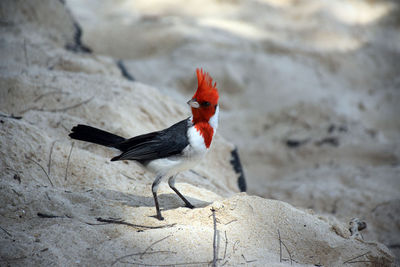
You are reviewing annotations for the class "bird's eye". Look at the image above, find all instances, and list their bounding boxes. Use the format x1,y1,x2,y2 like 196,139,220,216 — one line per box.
201,101,210,107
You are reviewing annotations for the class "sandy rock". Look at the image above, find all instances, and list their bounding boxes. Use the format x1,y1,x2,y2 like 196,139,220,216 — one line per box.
65,0,400,263
0,0,397,266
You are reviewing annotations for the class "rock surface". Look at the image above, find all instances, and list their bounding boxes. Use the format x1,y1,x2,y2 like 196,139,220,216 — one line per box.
0,0,397,266
66,0,400,264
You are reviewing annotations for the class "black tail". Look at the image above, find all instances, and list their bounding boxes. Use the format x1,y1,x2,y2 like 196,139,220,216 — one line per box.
69,124,125,148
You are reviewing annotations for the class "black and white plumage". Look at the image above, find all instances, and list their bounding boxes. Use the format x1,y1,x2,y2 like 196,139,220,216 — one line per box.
69,114,216,220
69,68,219,220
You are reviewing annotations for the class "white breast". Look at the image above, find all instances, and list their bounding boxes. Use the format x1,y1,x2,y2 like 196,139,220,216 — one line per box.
145,108,219,178
209,105,219,130
186,126,207,154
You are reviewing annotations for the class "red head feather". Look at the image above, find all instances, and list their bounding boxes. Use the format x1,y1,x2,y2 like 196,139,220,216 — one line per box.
190,69,219,148
192,68,219,107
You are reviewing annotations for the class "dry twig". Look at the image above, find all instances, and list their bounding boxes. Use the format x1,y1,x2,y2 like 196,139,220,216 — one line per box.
224,219,237,225
37,213,63,218
241,254,257,263
23,38,29,67
223,231,228,259
211,208,218,267
112,251,176,266
0,225,12,237
221,260,229,266
11,189,22,197
95,217,176,230
345,260,373,264
34,91,69,102
140,235,172,259
278,229,282,262
0,112,22,120
121,173,136,180
233,240,240,254
65,142,74,181
278,229,292,265
343,251,370,264
27,157,54,187
48,140,58,176
117,260,212,266
19,97,94,114
84,221,109,226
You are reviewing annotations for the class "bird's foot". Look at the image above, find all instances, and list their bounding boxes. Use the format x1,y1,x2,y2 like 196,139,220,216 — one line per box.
185,203,195,209
156,212,164,221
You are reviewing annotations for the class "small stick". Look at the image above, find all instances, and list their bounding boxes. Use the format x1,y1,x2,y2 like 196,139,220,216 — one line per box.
140,235,172,259
223,231,228,259
48,140,58,176
211,208,218,267
278,229,282,262
27,157,54,187
241,254,257,263
278,229,292,265
37,213,62,218
189,169,208,180
95,217,176,230
224,219,237,225
221,260,229,266
44,97,94,112
0,112,22,120
11,189,22,197
233,240,240,254
118,261,212,266
112,251,176,266
19,97,93,114
343,251,370,264
23,38,29,67
116,60,135,81
0,225,12,237
281,239,292,265
60,123,70,133
84,222,109,226
346,260,373,264
34,91,69,102
121,173,136,180
65,142,74,181
37,213,72,219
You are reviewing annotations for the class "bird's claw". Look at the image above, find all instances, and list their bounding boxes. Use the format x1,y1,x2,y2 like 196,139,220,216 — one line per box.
185,203,195,209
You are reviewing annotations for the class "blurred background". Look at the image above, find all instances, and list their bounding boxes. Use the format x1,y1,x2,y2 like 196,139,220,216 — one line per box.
64,0,400,258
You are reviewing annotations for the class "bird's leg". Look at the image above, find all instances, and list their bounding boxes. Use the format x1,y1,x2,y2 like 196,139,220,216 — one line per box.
168,175,195,209
152,175,164,220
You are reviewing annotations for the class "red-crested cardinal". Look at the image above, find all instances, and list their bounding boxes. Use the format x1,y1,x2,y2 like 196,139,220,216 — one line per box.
69,68,219,220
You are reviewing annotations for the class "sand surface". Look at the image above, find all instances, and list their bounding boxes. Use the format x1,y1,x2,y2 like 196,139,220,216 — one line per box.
1,0,399,266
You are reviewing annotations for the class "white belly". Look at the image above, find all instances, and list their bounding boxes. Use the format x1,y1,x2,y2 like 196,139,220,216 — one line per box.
145,125,210,177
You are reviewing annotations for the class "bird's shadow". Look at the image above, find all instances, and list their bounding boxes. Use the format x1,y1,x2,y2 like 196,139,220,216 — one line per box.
96,188,212,212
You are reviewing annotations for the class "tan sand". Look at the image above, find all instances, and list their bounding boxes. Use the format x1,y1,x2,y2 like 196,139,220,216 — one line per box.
1,0,398,266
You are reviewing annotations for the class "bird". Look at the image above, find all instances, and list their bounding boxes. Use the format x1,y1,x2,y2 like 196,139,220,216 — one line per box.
69,68,219,220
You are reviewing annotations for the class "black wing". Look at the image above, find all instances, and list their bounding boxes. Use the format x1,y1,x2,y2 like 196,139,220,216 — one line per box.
111,118,191,162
